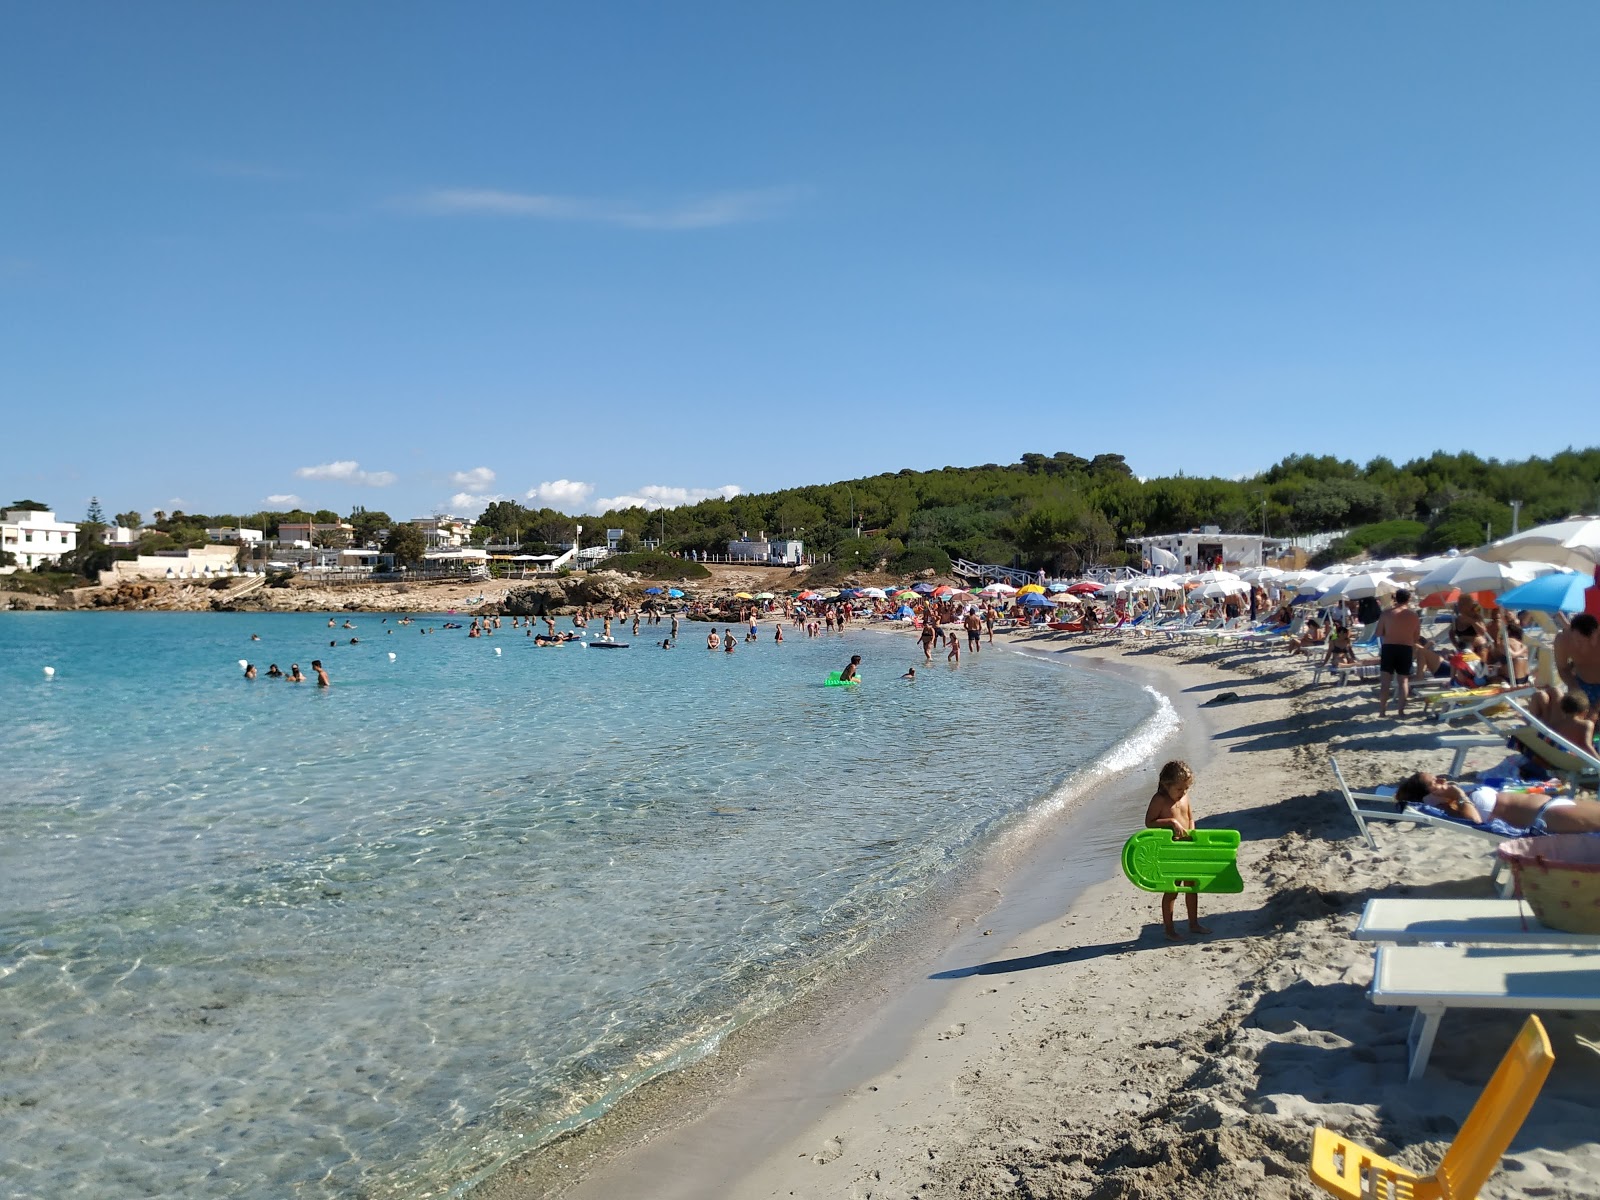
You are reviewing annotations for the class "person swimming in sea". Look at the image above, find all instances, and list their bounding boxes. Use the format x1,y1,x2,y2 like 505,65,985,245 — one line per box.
266,663,283,678
839,654,861,682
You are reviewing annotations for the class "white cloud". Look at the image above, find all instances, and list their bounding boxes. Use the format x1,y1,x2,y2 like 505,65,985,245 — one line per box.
446,492,509,517
450,466,497,493
265,494,302,507
594,484,743,512
402,187,799,230
525,479,595,511
294,460,397,487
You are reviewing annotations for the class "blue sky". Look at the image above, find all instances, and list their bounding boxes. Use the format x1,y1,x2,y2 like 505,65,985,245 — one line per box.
3,3,1596,522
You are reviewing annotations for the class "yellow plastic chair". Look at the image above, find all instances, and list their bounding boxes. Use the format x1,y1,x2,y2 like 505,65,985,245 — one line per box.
1309,1014,1553,1200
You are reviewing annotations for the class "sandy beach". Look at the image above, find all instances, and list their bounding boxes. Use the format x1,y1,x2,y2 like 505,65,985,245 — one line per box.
472,626,1600,1200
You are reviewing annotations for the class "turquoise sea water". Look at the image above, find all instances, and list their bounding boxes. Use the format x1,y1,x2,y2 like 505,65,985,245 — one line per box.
0,612,1165,1198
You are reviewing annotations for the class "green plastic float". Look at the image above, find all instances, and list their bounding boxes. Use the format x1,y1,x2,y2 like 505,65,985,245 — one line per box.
824,672,859,687
1121,828,1243,894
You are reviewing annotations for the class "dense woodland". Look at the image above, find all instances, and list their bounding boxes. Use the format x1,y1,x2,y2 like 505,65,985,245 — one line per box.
17,447,1600,581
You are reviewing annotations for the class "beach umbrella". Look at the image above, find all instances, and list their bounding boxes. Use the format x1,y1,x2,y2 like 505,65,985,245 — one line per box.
1412,555,1541,596
981,582,1017,595
1475,518,1600,573
667,588,684,598
1066,581,1104,595
859,587,887,598
1019,592,1056,608
1320,571,1396,600
1016,583,1046,595
1493,571,1593,615
1198,579,1248,598
1191,570,1241,584
643,587,663,594
1049,592,1082,606
755,591,775,600
932,585,956,596
797,590,821,600
1417,588,1460,608
734,592,754,600
911,582,937,594
893,589,919,600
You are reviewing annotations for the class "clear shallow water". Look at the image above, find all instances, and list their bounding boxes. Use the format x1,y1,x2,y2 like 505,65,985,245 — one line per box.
0,612,1160,1198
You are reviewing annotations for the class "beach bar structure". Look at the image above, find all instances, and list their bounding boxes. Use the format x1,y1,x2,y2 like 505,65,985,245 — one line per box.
727,531,804,565
1127,528,1269,573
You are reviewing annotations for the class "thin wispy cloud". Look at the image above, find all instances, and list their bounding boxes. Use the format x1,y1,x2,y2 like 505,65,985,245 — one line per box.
194,159,295,181
402,187,800,230
294,461,397,487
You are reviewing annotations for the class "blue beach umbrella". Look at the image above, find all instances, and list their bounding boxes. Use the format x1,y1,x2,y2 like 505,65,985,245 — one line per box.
1495,571,1592,614
1019,592,1057,608
667,588,684,598
643,587,663,594
911,582,937,594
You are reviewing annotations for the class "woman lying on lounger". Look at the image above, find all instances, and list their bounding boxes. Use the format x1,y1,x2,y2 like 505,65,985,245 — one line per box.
1394,772,1600,835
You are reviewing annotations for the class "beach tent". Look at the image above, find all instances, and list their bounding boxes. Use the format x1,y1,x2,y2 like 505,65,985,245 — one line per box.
891,604,915,619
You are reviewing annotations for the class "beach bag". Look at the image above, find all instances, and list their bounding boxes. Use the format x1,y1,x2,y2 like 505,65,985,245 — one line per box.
1496,834,1600,934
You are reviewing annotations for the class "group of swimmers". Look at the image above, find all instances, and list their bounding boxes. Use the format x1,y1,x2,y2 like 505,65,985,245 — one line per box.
243,660,329,687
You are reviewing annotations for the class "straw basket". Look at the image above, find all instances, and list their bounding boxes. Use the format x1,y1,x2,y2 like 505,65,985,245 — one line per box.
1496,835,1600,934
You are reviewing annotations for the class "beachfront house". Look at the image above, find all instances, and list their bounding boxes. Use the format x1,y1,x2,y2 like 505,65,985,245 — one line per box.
1,507,78,572
276,522,355,549
205,526,264,545
410,516,473,549
728,532,803,565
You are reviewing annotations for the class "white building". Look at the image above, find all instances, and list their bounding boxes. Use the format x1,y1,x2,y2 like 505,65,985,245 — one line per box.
410,516,473,548
205,526,264,544
104,525,139,546
728,531,803,565
1126,528,1268,573
1,507,78,572
96,545,242,585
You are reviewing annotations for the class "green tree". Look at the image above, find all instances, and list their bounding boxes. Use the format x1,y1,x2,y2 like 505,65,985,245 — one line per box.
9,499,49,510
384,522,427,566
85,496,105,524
114,511,142,531
312,509,340,525
350,509,392,546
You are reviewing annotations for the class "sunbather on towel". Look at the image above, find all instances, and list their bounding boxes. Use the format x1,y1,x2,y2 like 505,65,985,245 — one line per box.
1395,772,1600,834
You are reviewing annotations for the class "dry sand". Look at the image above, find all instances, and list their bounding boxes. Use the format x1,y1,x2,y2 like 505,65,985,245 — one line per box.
477,628,1600,1200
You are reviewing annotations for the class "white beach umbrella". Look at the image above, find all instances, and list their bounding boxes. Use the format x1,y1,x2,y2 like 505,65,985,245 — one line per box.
1191,569,1241,583
1411,555,1540,595
1198,579,1249,598
1474,518,1600,573
1149,577,1187,593
982,582,1018,594
1294,572,1338,595
1319,571,1396,600
1238,567,1282,582
1374,557,1424,573
859,587,887,598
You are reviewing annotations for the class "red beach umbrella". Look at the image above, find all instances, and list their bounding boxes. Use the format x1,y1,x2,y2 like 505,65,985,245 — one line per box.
1066,582,1104,595
1418,588,1460,608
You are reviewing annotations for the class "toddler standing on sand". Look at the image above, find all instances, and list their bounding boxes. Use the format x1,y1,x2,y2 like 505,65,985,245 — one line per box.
1144,760,1212,941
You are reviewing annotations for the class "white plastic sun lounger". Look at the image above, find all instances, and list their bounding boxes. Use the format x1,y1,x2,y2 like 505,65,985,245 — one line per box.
1328,755,1515,894
1354,898,1600,948
1369,944,1600,1080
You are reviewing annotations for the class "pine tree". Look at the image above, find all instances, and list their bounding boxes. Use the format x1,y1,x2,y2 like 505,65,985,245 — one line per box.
85,496,105,524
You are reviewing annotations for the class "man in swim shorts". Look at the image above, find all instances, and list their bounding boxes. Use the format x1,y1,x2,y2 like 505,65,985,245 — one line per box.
1556,613,1600,707
1375,589,1421,718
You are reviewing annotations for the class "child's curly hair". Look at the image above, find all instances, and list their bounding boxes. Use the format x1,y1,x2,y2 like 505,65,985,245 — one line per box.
1158,760,1194,792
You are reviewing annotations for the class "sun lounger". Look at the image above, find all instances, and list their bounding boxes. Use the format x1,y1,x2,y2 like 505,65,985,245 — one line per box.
1503,700,1600,787
1328,755,1515,894
1434,730,1510,776
1310,1014,1552,1196
1369,944,1600,1079
1423,683,1537,727
1354,897,1600,947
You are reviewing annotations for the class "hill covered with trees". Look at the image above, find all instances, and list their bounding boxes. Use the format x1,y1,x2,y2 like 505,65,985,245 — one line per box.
27,446,1600,583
